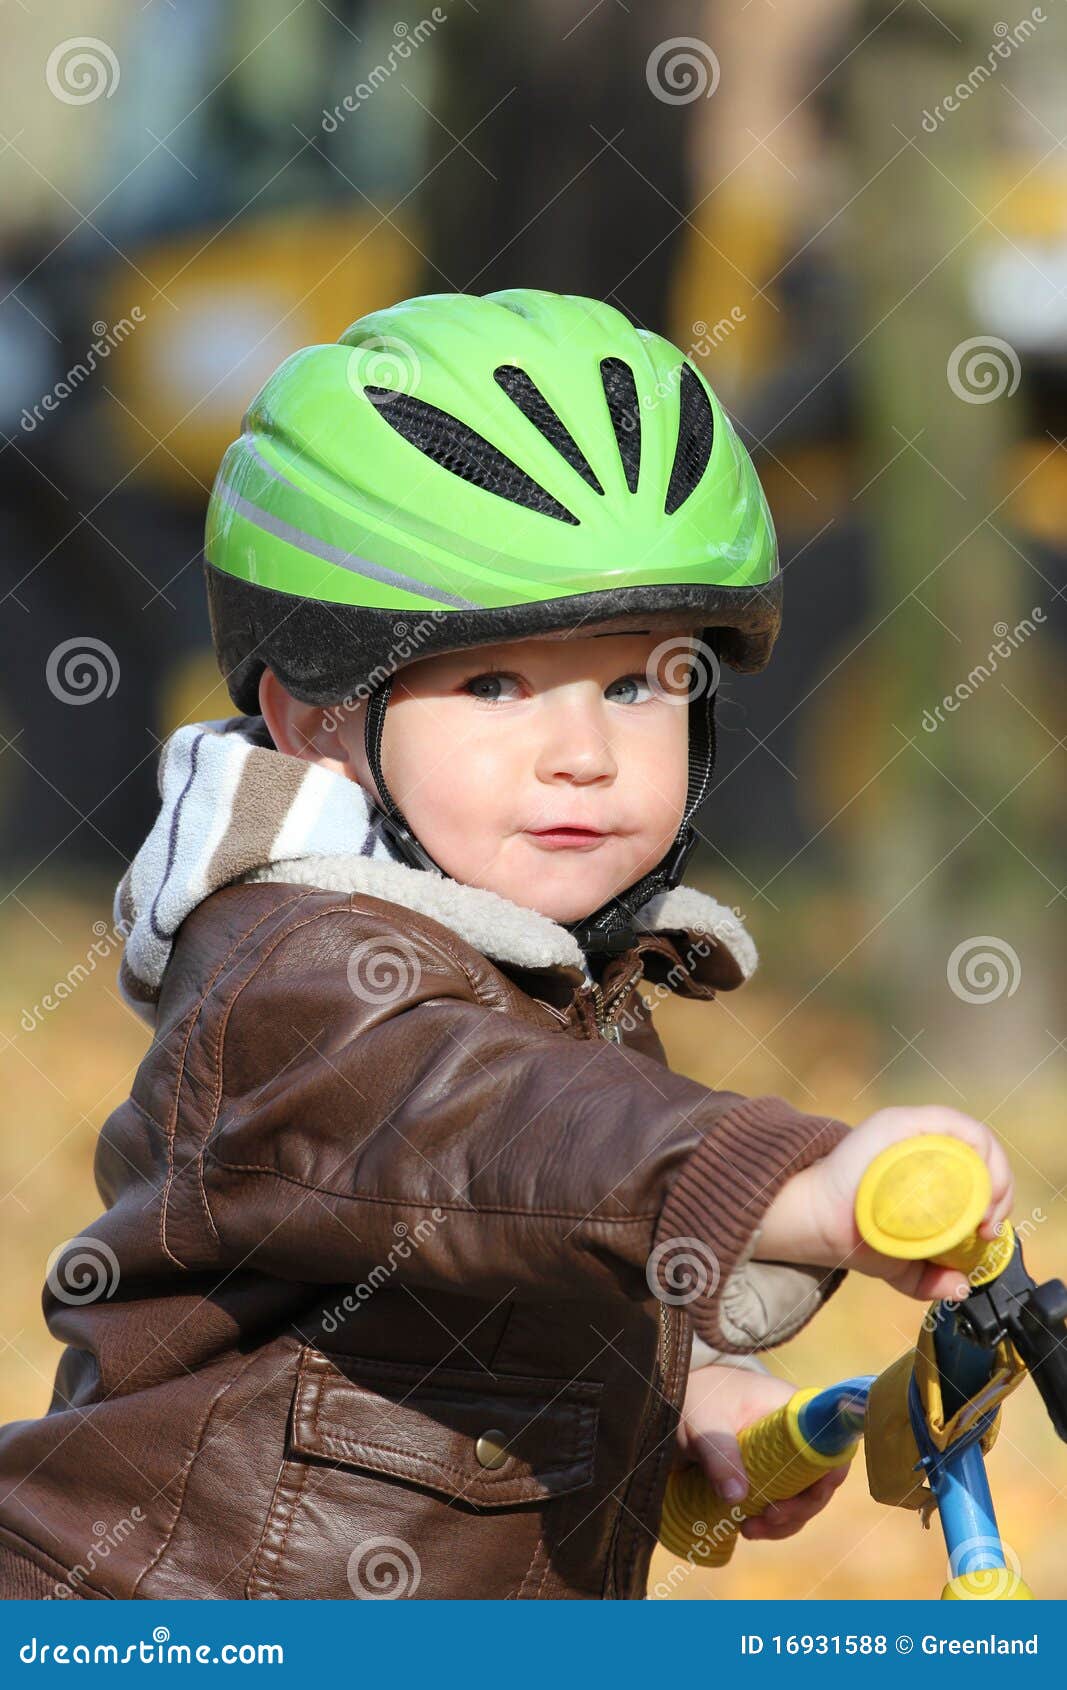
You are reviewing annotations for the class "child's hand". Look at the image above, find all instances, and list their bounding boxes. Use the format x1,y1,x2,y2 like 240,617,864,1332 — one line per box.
756,1106,1014,1303
674,1362,849,1541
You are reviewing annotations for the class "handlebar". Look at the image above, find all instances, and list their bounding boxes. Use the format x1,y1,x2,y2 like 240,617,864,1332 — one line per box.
659,1384,864,1568
659,1133,1067,1596
853,1134,1012,1280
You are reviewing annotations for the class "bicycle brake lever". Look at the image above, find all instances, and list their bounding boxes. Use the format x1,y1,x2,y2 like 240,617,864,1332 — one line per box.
953,1239,1067,1442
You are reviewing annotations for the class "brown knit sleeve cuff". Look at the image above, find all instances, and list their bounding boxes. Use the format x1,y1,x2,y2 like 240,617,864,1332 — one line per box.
650,1096,851,1353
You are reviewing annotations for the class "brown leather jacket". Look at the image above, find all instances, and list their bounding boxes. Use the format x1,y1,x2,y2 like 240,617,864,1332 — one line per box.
0,879,848,1600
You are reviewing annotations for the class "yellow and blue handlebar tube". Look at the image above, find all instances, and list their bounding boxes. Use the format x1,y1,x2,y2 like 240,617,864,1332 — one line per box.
658,1136,1034,1597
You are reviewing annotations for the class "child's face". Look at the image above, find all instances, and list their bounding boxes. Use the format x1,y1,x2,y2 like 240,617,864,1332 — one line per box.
337,631,695,924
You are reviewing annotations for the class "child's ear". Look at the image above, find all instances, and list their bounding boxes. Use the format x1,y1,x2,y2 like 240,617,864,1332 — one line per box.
258,668,356,771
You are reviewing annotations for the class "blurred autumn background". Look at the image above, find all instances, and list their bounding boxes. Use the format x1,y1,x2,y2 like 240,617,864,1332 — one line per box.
2,0,1066,1600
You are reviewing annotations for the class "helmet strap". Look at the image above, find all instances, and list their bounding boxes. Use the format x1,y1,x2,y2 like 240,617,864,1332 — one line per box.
363,677,446,874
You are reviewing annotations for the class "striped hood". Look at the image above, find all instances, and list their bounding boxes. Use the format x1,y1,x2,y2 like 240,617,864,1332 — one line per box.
113,713,758,1027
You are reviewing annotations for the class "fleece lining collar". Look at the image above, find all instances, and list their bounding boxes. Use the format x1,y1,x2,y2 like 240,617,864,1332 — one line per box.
239,852,758,981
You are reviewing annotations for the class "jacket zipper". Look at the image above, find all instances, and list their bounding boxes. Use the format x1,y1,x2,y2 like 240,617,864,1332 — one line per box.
587,964,643,1042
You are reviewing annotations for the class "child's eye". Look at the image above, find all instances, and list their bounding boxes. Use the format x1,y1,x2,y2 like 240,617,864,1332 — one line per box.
606,673,654,705
464,671,523,704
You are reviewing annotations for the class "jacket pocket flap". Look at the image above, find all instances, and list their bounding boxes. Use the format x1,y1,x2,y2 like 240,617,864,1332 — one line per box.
290,1347,602,1508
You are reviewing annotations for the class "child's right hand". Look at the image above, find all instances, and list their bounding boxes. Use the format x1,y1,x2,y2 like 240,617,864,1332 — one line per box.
756,1106,1014,1303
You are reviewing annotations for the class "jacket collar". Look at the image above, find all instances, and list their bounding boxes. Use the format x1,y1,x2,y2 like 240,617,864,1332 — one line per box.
238,852,757,992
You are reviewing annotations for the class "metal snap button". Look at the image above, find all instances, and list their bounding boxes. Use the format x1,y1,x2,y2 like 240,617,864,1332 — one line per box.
474,1430,510,1469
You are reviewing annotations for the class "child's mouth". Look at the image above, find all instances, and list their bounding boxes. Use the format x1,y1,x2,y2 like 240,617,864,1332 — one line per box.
525,826,609,851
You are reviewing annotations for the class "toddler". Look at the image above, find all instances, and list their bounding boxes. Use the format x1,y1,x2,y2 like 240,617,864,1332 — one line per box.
0,290,1010,1600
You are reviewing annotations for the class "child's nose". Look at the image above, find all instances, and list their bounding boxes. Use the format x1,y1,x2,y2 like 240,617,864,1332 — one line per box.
534,699,617,784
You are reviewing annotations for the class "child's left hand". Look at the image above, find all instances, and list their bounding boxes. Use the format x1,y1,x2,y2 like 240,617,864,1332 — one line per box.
673,1361,849,1541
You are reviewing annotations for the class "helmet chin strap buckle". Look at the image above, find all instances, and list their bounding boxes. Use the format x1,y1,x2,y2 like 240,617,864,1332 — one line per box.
577,922,638,958
566,822,699,959
661,822,698,888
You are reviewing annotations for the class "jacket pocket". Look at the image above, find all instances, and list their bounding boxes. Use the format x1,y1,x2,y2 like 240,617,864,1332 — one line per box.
246,1346,603,1599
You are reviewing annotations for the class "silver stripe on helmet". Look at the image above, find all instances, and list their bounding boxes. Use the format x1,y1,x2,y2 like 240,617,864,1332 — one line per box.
212,477,479,611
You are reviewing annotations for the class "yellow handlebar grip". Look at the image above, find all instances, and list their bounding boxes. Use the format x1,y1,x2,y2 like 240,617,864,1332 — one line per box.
855,1134,1012,1284
658,1387,859,1567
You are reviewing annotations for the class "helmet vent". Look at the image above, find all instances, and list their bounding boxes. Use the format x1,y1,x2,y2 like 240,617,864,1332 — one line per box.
494,365,603,494
599,358,641,492
665,363,715,515
364,387,579,524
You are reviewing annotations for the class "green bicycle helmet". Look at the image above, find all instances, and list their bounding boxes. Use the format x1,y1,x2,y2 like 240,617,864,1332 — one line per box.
204,287,781,955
